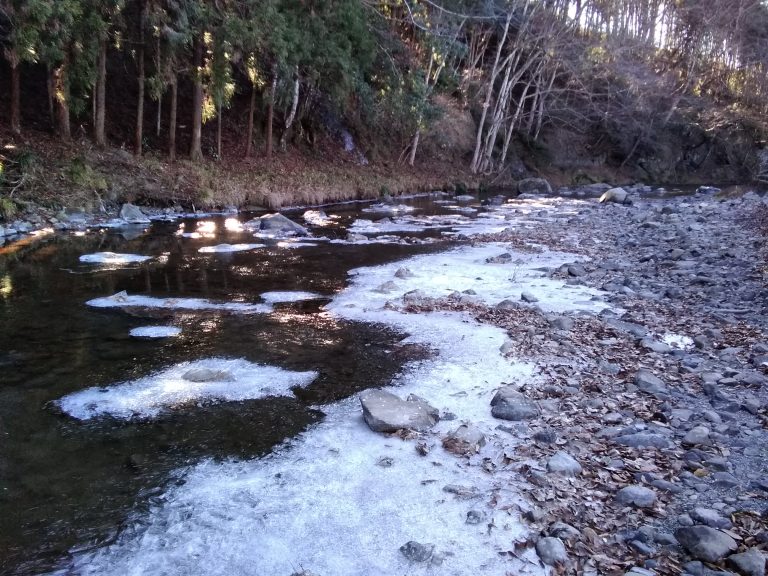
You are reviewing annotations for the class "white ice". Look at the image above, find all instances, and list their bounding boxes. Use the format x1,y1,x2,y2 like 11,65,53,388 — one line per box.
302,210,337,227
361,203,417,215
62,241,608,576
79,252,153,264
87,291,272,314
129,326,182,338
260,291,324,304
662,332,694,350
56,358,318,421
198,243,264,253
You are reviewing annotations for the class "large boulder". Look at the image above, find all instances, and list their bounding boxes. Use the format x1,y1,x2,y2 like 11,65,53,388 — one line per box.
490,386,539,421
119,203,150,224
359,389,438,433
599,187,631,205
517,178,553,195
253,213,309,236
675,526,738,562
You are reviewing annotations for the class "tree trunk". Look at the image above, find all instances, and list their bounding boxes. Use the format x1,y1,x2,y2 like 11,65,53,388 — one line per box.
216,103,222,160
245,81,256,158
407,128,421,167
266,68,277,160
279,70,300,151
471,13,512,174
135,1,147,156
46,64,55,129
95,35,107,146
190,38,204,161
169,75,178,161
52,60,71,140
10,58,20,135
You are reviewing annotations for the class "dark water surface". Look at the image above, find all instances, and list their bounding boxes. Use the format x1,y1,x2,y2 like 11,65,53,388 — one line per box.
0,198,463,575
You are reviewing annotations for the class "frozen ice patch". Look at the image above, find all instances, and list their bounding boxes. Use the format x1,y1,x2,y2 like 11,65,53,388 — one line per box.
198,243,264,253
87,291,272,314
79,252,153,264
129,326,182,338
56,358,318,421
303,210,336,227
361,203,417,215
662,333,694,350
260,291,324,304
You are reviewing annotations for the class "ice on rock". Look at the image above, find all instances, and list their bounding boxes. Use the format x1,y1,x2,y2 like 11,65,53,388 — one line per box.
87,291,272,314
198,243,264,253
260,291,324,304
129,326,182,338
79,252,153,264
56,358,318,420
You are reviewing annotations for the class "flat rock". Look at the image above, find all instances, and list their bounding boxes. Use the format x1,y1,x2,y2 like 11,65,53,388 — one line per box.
692,508,732,529
536,537,568,566
119,203,150,224
675,526,738,562
634,369,668,396
521,291,539,303
616,485,656,508
443,424,486,455
683,426,711,446
616,432,672,449
490,386,540,421
359,389,438,433
727,549,766,576
547,451,582,476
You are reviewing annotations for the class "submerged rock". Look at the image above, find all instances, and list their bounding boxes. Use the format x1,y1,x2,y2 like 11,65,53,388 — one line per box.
182,368,235,382
359,389,438,433
119,203,150,223
255,213,309,236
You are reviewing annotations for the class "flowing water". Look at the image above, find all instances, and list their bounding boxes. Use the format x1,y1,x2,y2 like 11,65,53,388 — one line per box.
0,195,505,575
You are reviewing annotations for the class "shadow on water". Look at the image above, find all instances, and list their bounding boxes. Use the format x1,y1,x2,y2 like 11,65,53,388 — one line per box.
0,207,450,575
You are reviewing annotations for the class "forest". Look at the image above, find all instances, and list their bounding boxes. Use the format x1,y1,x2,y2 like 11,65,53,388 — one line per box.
1,0,768,208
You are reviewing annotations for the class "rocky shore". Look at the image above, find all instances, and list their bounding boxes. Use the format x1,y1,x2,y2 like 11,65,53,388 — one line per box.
355,188,768,575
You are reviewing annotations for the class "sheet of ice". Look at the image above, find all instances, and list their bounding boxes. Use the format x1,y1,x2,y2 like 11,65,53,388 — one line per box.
56,358,318,421
347,218,429,234
443,205,477,215
198,243,264,253
302,210,336,227
274,241,320,248
87,291,272,314
361,203,417,215
61,243,607,576
260,291,324,304
79,252,153,264
661,333,694,350
129,326,182,338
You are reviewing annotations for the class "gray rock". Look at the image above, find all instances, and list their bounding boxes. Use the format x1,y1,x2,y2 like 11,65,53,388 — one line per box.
548,521,581,541
375,281,398,293
626,567,657,576
466,509,488,525
256,213,309,236
402,290,435,307
692,508,732,529
683,426,711,446
642,338,673,354
550,316,575,331
182,368,235,382
599,187,631,205
616,432,672,449
518,178,553,195
399,541,434,562
443,424,486,455
521,291,539,303
347,232,367,242
535,537,568,566
359,389,438,433
615,485,657,508
499,339,514,355
546,451,582,476
486,252,513,264
634,369,668,396
490,386,539,421
119,203,150,223
675,526,738,562
394,267,414,279
727,549,766,576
